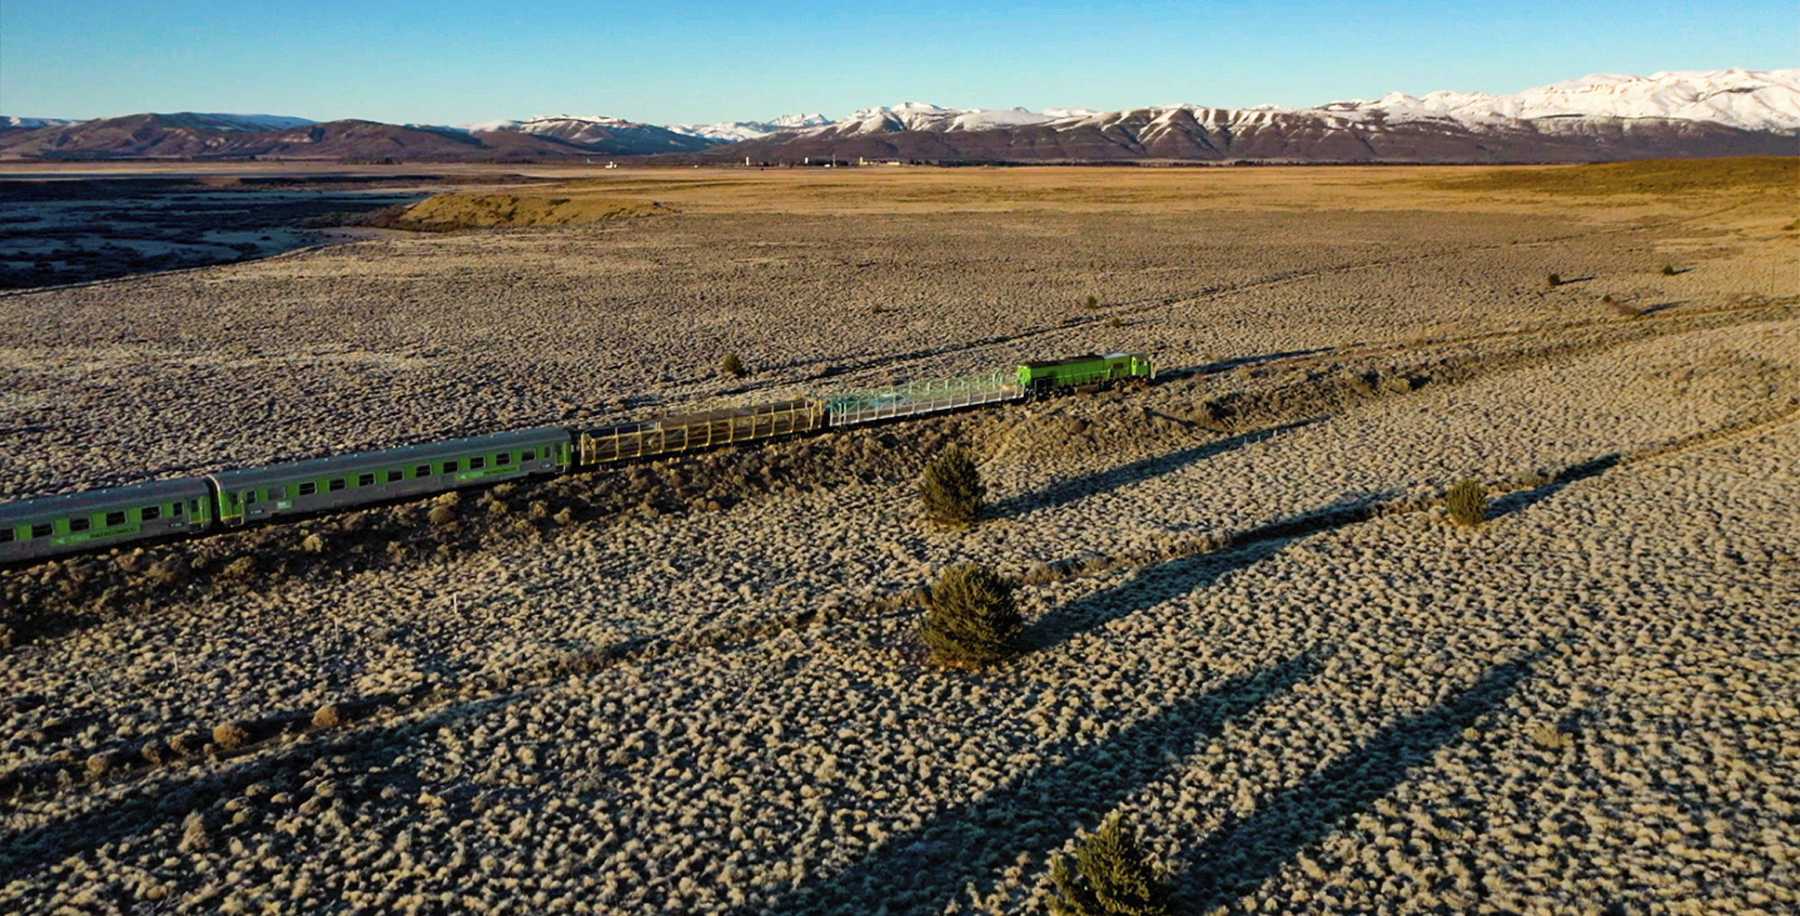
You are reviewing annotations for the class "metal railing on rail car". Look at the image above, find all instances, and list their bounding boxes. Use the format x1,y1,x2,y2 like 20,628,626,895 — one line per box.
824,369,1023,427
579,399,825,465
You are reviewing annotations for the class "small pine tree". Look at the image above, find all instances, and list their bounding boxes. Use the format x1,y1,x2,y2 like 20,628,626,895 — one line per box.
720,353,747,378
1444,478,1487,527
1049,814,1175,916
920,563,1020,666
919,445,984,525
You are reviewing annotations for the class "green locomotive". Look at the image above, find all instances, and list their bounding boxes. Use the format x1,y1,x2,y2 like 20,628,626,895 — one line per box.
1017,352,1153,395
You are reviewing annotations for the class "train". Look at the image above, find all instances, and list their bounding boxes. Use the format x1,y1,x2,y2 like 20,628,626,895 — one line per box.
0,351,1152,565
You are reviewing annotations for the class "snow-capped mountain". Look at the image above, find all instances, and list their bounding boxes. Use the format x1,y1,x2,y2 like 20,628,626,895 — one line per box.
463,115,715,154
1321,68,1800,132
667,113,833,143
808,102,1100,137
0,116,79,130
184,113,317,131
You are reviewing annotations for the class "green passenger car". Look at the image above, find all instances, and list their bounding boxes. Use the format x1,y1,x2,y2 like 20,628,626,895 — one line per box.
1015,352,1153,395
207,427,573,525
0,477,214,564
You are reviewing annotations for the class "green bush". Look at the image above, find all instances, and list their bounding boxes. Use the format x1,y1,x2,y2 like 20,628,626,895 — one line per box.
1084,294,1101,310
920,563,1020,665
1445,478,1487,527
720,352,747,378
1049,813,1175,915
919,445,984,525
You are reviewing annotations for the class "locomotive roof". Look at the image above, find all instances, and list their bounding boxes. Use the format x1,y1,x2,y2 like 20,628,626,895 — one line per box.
208,426,570,487
0,476,212,524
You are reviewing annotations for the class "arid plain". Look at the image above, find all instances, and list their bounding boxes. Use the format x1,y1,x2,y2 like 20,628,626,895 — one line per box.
2,160,1796,913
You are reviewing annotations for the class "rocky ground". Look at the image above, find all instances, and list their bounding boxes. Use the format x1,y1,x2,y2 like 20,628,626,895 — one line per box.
1,164,1796,913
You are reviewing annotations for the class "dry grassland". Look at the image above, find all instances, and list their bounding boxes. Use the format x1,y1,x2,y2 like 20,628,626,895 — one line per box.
1,159,1796,913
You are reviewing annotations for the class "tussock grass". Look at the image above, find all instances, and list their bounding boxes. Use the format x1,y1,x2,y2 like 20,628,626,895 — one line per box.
1546,273,1563,288
720,352,747,379
370,192,663,231
919,445,984,525
1049,813,1175,915
1429,156,1800,198
1603,295,1641,318
1445,478,1488,527
1084,294,1102,310
920,563,1020,666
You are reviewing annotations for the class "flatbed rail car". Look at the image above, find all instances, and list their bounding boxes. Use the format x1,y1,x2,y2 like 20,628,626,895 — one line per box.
0,352,1151,566
579,399,824,465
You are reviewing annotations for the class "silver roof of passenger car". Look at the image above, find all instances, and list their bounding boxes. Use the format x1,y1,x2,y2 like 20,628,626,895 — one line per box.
207,426,571,488
0,477,212,525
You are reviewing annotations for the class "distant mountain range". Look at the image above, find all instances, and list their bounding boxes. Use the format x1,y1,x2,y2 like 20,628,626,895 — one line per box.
4,69,1794,164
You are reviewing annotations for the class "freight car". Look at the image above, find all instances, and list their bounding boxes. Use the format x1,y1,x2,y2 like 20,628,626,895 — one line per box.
0,352,1149,565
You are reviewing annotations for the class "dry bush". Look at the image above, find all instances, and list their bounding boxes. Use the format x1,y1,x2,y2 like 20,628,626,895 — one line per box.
1084,294,1101,310
1049,813,1175,915
920,563,1020,666
312,704,346,729
1662,264,1680,276
1546,273,1563,288
720,352,747,378
427,504,458,527
1445,478,1488,527
919,445,985,525
1603,295,1641,318
211,722,251,750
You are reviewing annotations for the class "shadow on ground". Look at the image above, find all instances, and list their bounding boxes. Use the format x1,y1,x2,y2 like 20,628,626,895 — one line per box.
991,419,1321,519
1179,654,1538,909
1028,492,1401,653
1489,454,1620,519
762,654,1318,914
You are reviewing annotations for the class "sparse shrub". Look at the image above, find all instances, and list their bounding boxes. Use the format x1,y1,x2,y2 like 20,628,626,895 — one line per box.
300,533,327,554
919,445,984,525
1106,316,1124,328
720,352,747,378
312,704,346,729
1603,295,1640,318
211,722,251,750
221,556,257,579
552,507,574,526
1546,273,1563,287
427,504,458,527
85,751,117,780
1084,294,1101,310
920,563,1020,666
1661,264,1680,276
1444,478,1488,527
1049,813,1175,916
1529,722,1575,750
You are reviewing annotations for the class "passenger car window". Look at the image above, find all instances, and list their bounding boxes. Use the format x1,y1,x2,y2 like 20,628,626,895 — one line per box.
496,452,512,465
244,490,258,505
441,462,458,474
70,517,90,532
415,465,431,477
106,511,126,526
470,456,486,469
32,522,52,538
357,473,375,487
171,502,184,517
521,449,535,461
143,506,161,521
329,479,346,492
0,528,13,543
387,469,403,483
298,482,317,496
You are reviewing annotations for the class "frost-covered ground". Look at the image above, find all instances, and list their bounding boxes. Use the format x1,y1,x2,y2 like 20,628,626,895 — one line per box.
1,169,1796,913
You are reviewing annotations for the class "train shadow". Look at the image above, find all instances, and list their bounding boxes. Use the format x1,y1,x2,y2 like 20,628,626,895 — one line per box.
990,419,1321,520
761,654,1319,913
1154,348,1335,383
1179,654,1538,908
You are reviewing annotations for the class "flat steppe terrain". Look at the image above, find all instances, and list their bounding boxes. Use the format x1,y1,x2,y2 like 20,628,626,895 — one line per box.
2,159,1796,913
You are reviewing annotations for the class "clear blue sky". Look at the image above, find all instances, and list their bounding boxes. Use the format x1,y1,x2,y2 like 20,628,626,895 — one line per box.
2,1,1793,124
